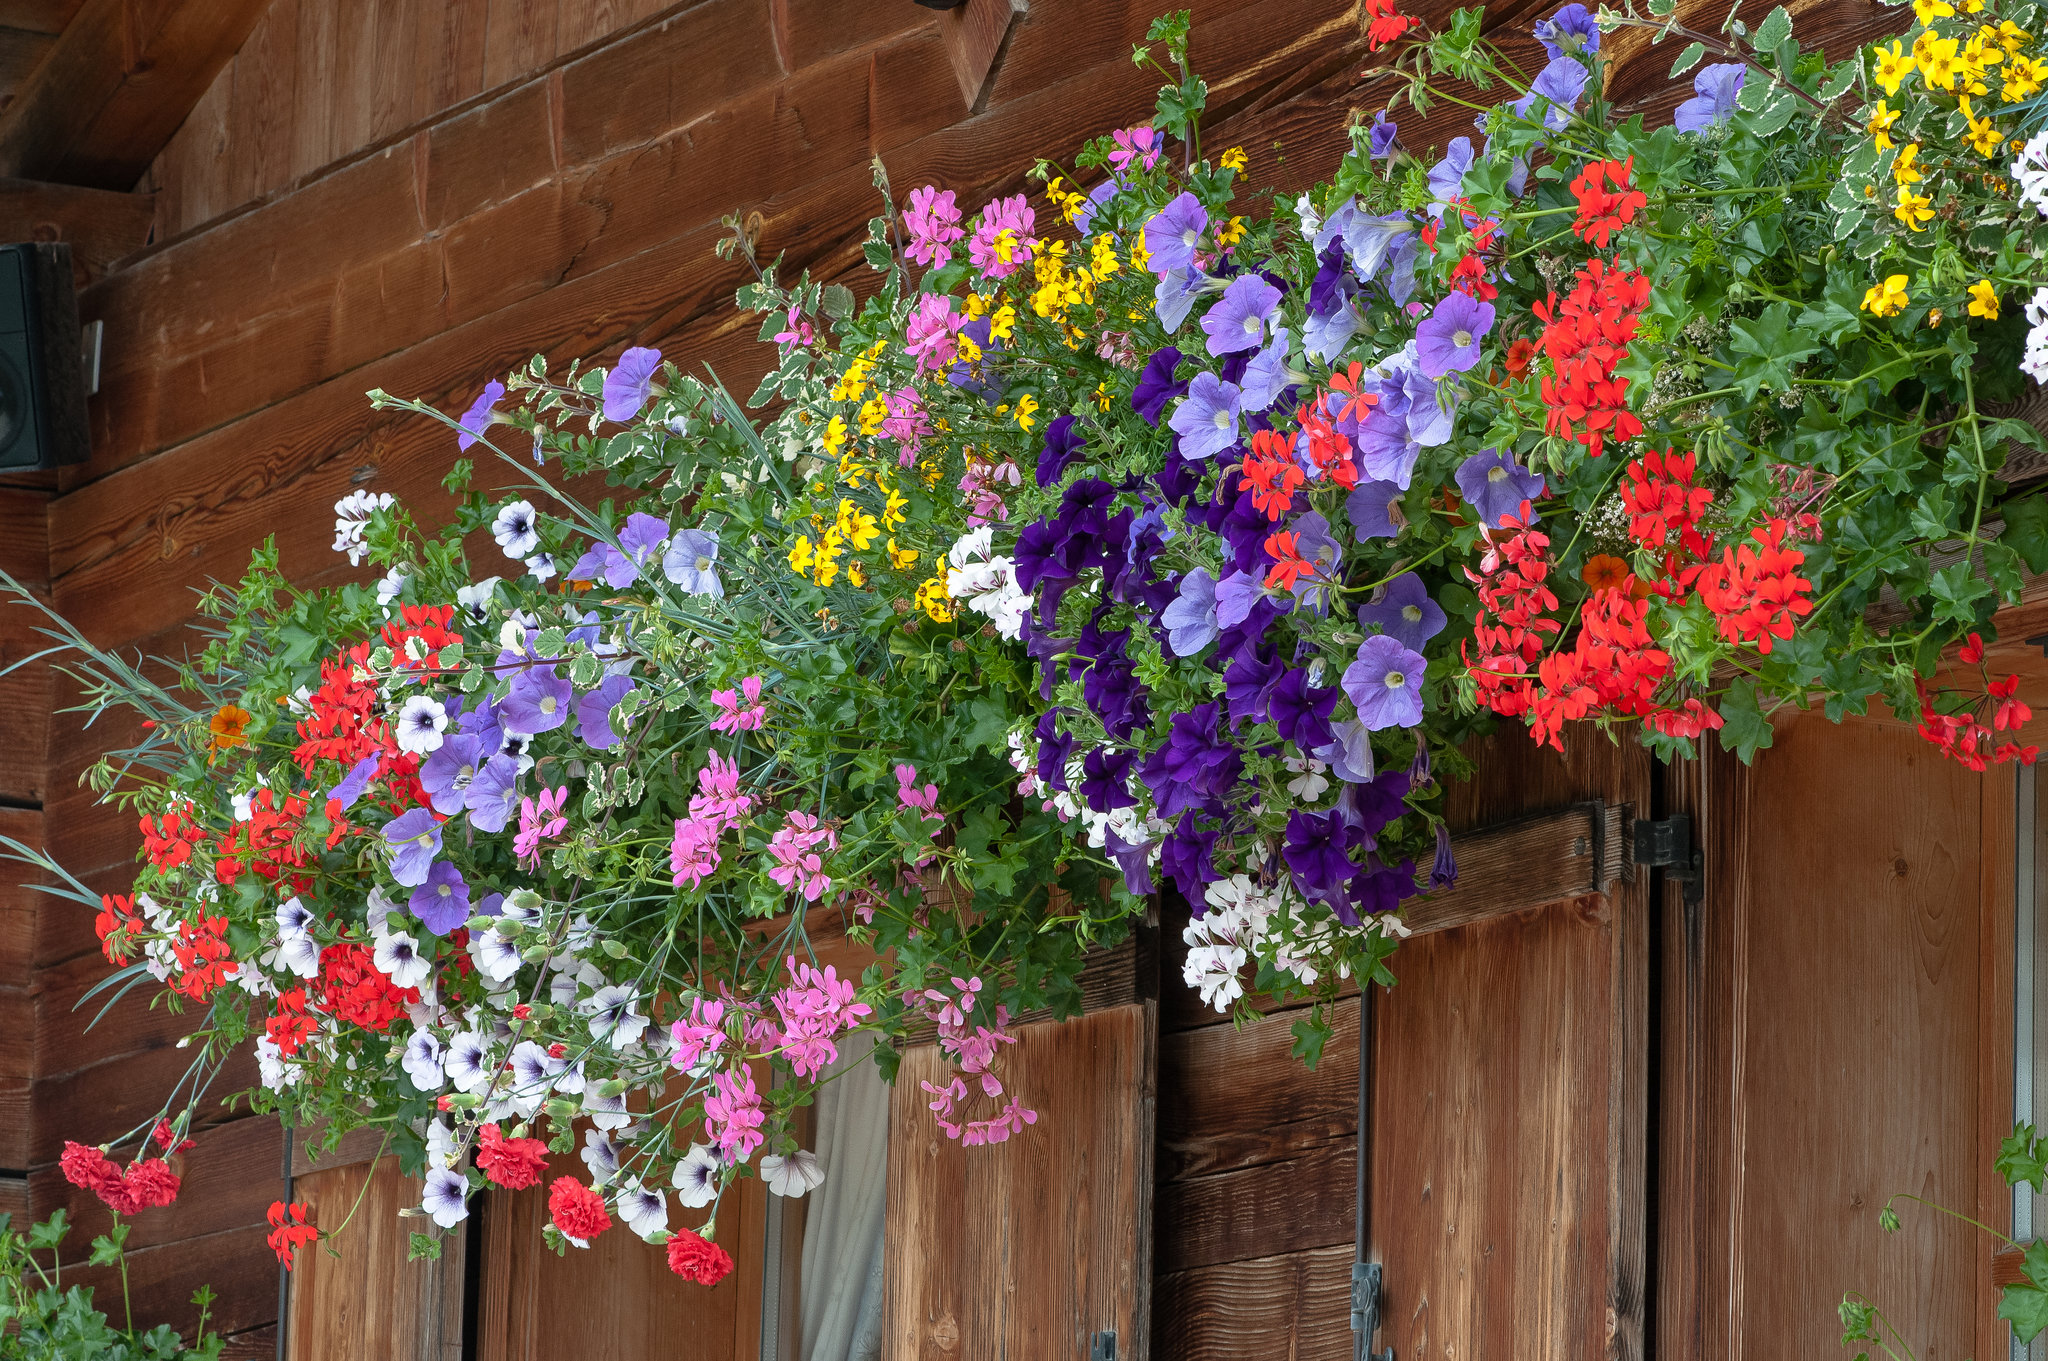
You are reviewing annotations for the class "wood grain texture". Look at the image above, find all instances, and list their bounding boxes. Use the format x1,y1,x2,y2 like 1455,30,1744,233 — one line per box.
938,0,1023,111
0,179,153,285
1402,800,1630,936
287,1155,464,1361
1157,996,1358,1181
886,1002,1156,1361
1152,1244,1354,1361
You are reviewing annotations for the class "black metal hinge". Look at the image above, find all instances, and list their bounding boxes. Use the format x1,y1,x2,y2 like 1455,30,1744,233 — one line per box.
1633,813,1703,906
1352,1261,1393,1361
1090,1330,1116,1361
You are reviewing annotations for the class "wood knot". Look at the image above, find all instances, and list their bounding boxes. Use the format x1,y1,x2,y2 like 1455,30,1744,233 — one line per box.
1893,857,1909,878
929,1313,959,1352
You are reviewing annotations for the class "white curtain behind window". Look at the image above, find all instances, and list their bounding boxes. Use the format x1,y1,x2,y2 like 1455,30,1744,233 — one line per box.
799,1031,891,1361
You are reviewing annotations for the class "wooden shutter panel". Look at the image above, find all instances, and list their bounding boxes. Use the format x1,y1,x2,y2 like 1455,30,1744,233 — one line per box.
884,999,1157,1361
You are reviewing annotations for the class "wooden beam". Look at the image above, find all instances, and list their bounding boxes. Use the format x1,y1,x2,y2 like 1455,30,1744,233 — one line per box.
938,0,1024,111
0,177,151,283
0,0,272,189
1402,799,1632,936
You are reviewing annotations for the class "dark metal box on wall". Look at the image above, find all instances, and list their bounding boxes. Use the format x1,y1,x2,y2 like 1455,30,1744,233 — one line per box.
0,241,86,471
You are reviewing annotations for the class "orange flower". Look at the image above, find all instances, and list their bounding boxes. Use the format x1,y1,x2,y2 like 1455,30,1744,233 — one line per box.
1581,554,1630,591
208,704,252,752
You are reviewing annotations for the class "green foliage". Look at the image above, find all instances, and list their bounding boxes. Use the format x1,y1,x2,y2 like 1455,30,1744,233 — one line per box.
0,1213,222,1360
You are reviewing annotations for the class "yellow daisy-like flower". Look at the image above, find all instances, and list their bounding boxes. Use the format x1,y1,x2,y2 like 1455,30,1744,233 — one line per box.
1862,274,1910,316
1094,380,1113,411
1961,0,1984,13
1867,99,1901,149
820,413,848,456
1999,20,2031,54
1968,278,2001,318
1090,233,1121,279
1014,394,1039,431
1893,142,1924,185
846,560,866,588
1965,104,2005,154
857,396,888,436
2005,53,2046,100
881,485,908,530
1920,35,1963,88
1894,185,1935,230
963,292,990,319
992,227,1024,264
788,535,816,576
1130,234,1151,273
831,356,870,404
887,537,918,571
1875,40,1918,94
1219,146,1248,171
1967,29,2005,64
914,576,954,622
1914,0,1954,23
836,499,879,552
989,304,1017,341
1216,215,1247,248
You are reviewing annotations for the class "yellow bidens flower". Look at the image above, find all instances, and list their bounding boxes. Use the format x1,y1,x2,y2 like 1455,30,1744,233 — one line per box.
821,413,848,456
2005,52,2047,100
1129,233,1151,274
988,304,1017,342
788,534,816,575
832,355,871,404
835,499,879,552
1219,146,1248,171
887,537,919,570
1090,233,1121,280
1913,0,1954,23
1969,278,2001,318
1963,97,2005,154
914,576,953,622
1919,34,1963,88
1998,19,2032,55
1868,99,1901,149
1862,274,1910,317
857,396,888,436
1875,39,1918,94
881,484,908,530
1895,185,1935,229
1215,215,1247,247
1014,394,1039,430
1893,142,1924,185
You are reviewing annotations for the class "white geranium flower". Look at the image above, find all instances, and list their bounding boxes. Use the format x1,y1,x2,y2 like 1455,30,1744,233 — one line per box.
760,1150,826,1198
374,932,432,990
673,1144,722,1208
402,1030,445,1091
393,696,448,756
332,490,395,567
255,1035,299,1090
422,1167,470,1228
1183,942,1248,1013
1284,754,1330,801
943,529,1029,640
492,500,540,558
615,1177,670,1240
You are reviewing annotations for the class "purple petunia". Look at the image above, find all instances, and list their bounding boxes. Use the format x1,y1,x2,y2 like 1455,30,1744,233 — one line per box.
502,665,573,735
1201,274,1282,357
383,808,442,888
1303,298,1360,363
570,512,669,589
328,753,382,811
1140,704,1242,820
1131,347,1188,426
602,346,663,422
1533,2,1600,58
1284,809,1360,900
1428,138,1475,208
1080,745,1139,814
1213,569,1264,631
1430,823,1458,888
1143,192,1209,276
1269,667,1340,751
1369,111,1398,159
1104,827,1156,896
1169,372,1243,461
411,860,471,936
1343,634,1427,732
1239,331,1293,413
1316,719,1377,784
662,529,723,598
1346,480,1407,542
1161,813,1222,904
1160,569,1220,656
457,382,504,452
1512,57,1589,132
464,754,522,834
1414,292,1495,379
420,732,484,817
1038,413,1089,488
1455,448,1546,527
576,674,637,750
1356,573,1447,652
1154,267,1205,333
1674,63,1745,135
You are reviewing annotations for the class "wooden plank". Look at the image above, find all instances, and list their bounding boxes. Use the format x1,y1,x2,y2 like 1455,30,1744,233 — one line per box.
290,1121,390,1178
938,0,1023,111
288,1155,464,1361
1158,995,1357,1181
1156,1139,1355,1274
0,0,275,189
1152,1244,1353,1361
29,1038,259,1165
1979,762,2018,1358
1403,800,1629,937
885,1002,1155,1361
481,0,560,92
64,1220,278,1341
0,178,153,285
0,1170,24,1220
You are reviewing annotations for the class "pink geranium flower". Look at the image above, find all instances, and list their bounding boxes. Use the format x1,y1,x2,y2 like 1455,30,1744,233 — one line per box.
513,786,569,868
709,676,766,734
703,1066,765,1164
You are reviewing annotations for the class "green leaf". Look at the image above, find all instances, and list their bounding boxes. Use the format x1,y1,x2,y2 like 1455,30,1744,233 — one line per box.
2000,1122,2048,1191
2003,1242,2048,1342
1725,303,1824,399
1930,559,1992,623
1717,681,1776,763
2006,494,2048,575
1818,61,1860,100
1753,5,1793,51
1290,1011,1331,1067
408,1232,443,1262
1669,41,1707,77
962,697,1010,754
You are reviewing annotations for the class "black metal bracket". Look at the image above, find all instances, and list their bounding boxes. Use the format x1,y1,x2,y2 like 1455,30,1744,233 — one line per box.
1352,1261,1394,1361
2028,632,2048,657
1633,813,1704,906
1090,1329,1116,1361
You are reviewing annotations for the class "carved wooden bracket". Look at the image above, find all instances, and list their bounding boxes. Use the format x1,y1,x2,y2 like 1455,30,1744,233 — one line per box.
938,0,1026,112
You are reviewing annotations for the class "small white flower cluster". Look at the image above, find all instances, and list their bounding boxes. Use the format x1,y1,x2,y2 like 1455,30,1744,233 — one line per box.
2025,287,2048,385
1003,728,1165,861
332,490,395,567
944,528,1029,639
2016,131,2048,220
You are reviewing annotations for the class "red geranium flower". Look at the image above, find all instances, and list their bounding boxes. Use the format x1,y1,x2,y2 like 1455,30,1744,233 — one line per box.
267,1201,318,1269
548,1176,613,1243
1569,157,1647,248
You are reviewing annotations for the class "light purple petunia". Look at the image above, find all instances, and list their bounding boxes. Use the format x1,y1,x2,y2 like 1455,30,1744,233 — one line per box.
570,512,669,589
661,528,723,598
502,665,572,735
457,382,504,452
1369,111,1398,159
602,347,663,422
1356,573,1447,651
1533,2,1600,58
1356,402,1422,489
464,754,522,834
1674,64,1745,135
1414,293,1495,379
383,807,442,888
1169,372,1243,461
1512,57,1589,132
1315,719,1377,784
328,753,382,811
1214,570,1263,630
411,860,471,936
420,732,484,817
1143,192,1209,276
1346,480,1407,541
1455,448,1546,527
1161,569,1220,656
1238,330,1293,413
1427,138,1475,208
1154,267,1205,333
1302,298,1360,363
1342,634,1428,732
1200,274,1282,357
576,674,637,750
1286,512,1344,613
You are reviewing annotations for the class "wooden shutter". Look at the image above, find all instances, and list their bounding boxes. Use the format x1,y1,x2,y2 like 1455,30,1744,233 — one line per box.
884,996,1157,1361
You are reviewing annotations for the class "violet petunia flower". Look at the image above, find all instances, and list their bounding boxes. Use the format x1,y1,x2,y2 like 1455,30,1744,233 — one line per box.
1302,299,1360,363
1160,569,1220,656
1427,138,1474,208
1430,823,1458,888
1154,267,1205,333
1080,746,1139,813
1103,828,1155,896
602,346,663,422
1346,480,1407,541
1674,63,1744,134
1284,809,1360,901
1343,634,1428,731
1533,2,1600,57
576,674,637,750
1169,373,1243,461
1239,330,1293,413
1316,718,1377,784
457,381,504,452
383,808,442,888
1269,667,1340,751
420,732,484,817
1512,56,1589,132
1143,192,1208,275
1414,292,1495,379
571,512,669,588
1038,413,1088,488
1213,569,1263,631
1201,274,1282,357
1455,448,1546,527
661,529,723,598
1131,347,1187,426
328,753,382,811
1357,573,1447,651
464,754,522,834
1369,111,1398,159
502,665,572,735
411,860,471,936
1139,703,1242,820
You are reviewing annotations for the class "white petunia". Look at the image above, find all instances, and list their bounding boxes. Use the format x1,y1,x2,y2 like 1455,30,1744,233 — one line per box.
422,1167,471,1228
275,932,321,980
275,897,313,937
425,1117,458,1169
232,772,270,822
471,929,523,983
393,696,448,756
444,1030,492,1093
332,490,395,567
525,552,557,582
582,1087,631,1131
492,500,541,559
455,577,501,627
584,985,648,1048
759,1150,826,1198
581,1127,622,1184
672,1144,722,1208
615,1177,670,1240
402,1030,446,1091
374,932,432,990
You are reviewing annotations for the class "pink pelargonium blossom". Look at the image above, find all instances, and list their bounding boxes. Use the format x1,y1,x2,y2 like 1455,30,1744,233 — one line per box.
669,996,728,1071
904,294,963,375
765,811,833,901
703,1065,766,1164
904,185,965,268
709,676,766,734
773,305,815,350
1108,125,1165,173
966,194,1036,280
957,454,1020,528
689,750,753,831
670,817,723,889
770,956,873,1077
894,764,945,825
920,1075,1039,1146
879,386,932,466
513,785,569,868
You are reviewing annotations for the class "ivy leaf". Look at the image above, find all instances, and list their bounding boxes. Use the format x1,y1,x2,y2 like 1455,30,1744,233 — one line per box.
2003,494,2048,573
1930,559,1992,623
1794,276,1866,345
1717,681,1776,762
1291,1011,1331,1067
2002,1240,2048,1342
962,697,1010,754
1726,303,1823,399
1999,1122,2048,1191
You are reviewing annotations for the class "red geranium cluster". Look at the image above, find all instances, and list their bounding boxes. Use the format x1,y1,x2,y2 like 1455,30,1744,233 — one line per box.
548,1176,613,1242
1243,428,1305,520
95,893,141,964
1569,157,1647,249
169,914,234,1001
213,787,320,892
666,1226,735,1285
476,1123,550,1190
1532,258,1649,458
1620,449,1715,596
380,604,463,676
266,1200,318,1268
312,942,418,1032
1694,520,1813,655
59,1141,182,1216
1916,634,2040,768
139,803,204,871
1465,506,1562,723
295,641,382,772
1364,0,1413,48
268,985,315,1058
